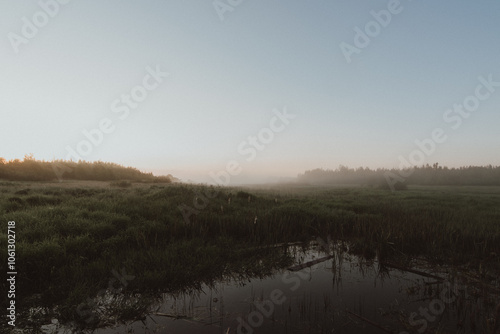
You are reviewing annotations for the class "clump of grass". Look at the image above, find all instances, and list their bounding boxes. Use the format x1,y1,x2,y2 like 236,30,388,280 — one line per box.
3,201,23,212
378,180,407,191
8,196,24,204
15,188,30,195
110,180,132,188
0,181,15,186
236,190,251,198
25,195,62,206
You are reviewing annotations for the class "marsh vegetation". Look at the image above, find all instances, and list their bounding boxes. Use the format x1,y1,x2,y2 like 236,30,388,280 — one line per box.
1,177,499,332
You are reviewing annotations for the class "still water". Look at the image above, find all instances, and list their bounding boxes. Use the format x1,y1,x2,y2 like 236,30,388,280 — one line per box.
28,241,496,334
81,242,490,334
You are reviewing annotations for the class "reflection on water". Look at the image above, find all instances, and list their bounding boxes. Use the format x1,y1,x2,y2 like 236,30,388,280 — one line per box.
88,241,497,334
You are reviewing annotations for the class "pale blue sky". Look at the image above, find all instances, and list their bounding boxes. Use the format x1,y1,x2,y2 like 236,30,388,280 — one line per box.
1,1,499,183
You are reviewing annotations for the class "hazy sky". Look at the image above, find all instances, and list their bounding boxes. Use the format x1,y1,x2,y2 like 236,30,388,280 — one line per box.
1,1,499,183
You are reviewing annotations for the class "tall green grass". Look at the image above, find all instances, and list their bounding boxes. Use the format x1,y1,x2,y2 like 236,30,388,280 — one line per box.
0,181,499,328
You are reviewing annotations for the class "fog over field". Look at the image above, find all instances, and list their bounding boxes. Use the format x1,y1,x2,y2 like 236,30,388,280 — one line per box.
1,1,500,184
2,3,500,332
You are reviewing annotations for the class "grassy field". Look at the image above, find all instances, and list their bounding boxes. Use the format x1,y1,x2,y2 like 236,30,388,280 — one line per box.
1,180,500,329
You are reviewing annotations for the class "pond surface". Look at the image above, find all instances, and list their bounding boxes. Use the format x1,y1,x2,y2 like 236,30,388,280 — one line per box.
33,241,497,334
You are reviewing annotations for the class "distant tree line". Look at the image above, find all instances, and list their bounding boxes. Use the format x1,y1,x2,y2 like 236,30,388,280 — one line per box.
0,155,177,183
297,164,500,187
